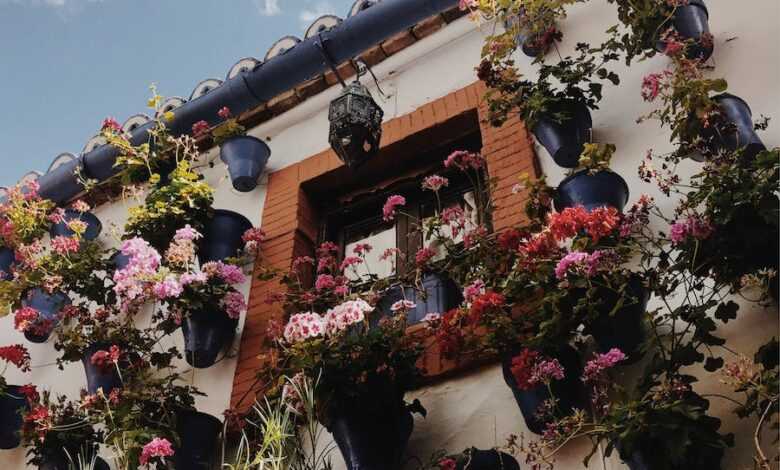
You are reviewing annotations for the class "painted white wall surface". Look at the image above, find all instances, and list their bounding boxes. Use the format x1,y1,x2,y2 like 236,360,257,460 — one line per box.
1,0,778,468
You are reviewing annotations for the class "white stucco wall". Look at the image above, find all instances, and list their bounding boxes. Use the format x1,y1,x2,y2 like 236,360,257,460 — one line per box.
1,0,778,468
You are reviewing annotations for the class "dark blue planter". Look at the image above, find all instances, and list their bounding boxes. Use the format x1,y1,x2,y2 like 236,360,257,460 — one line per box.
81,343,123,395
506,14,551,58
0,385,27,449
22,289,70,343
376,273,462,324
456,449,520,470
655,0,713,60
220,136,271,192
174,410,222,470
501,345,586,435
49,209,102,241
531,100,592,168
110,250,132,272
182,309,238,368
0,246,15,280
329,403,414,470
554,170,629,212
36,158,87,206
709,93,766,158
585,276,649,361
198,209,253,264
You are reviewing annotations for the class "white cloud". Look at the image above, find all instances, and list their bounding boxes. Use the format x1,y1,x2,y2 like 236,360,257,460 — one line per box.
255,0,280,16
299,0,334,27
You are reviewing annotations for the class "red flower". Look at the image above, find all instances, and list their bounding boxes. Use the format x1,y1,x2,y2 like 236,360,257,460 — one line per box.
510,349,540,391
468,290,505,323
101,117,122,133
582,207,620,243
0,344,31,372
218,106,232,120
382,195,406,222
498,228,526,251
18,384,39,403
435,309,465,358
439,458,457,470
415,246,438,266
192,120,210,138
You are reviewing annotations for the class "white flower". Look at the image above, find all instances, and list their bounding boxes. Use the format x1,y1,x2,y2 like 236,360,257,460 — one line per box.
390,299,416,313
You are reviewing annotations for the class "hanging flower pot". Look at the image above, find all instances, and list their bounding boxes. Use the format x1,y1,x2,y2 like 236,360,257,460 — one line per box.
505,14,556,58
554,170,630,212
219,136,271,193
584,276,649,361
81,343,123,395
174,410,223,470
455,448,521,470
501,345,586,435
49,209,102,241
328,401,414,470
706,93,766,159
22,289,70,343
0,246,14,281
377,273,462,324
655,0,713,60
181,308,238,368
0,385,27,449
198,209,253,264
531,100,592,168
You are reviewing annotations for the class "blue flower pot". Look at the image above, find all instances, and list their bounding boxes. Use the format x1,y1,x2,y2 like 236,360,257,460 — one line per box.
181,309,238,368
81,343,123,395
110,250,132,272
0,385,28,449
501,345,586,435
376,273,462,324
531,100,592,168
710,93,766,158
0,246,15,281
174,410,223,470
328,402,414,470
198,209,253,264
22,289,70,343
655,0,713,60
49,209,102,241
456,449,520,470
219,136,271,192
554,170,630,213
585,276,649,362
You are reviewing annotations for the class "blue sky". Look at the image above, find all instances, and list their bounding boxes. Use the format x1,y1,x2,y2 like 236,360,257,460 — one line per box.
0,0,354,186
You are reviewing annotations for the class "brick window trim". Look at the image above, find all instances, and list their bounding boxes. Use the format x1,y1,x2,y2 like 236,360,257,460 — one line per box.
230,81,541,411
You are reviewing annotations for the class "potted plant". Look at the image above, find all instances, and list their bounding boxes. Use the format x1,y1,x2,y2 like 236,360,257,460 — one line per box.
49,208,103,241
501,345,586,435
554,144,630,212
0,344,32,449
704,93,766,158
16,288,71,343
20,391,109,470
0,245,14,281
260,293,424,470
193,106,271,193
478,42,619,168
197,209,254,264
654,0,713,60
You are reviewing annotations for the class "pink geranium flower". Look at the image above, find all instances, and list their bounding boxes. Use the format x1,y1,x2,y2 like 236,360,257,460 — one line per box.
139,437,175,466
382,195,406,222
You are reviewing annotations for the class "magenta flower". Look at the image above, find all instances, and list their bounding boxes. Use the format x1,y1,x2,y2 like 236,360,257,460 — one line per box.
415,246,437,266
669,215,714,245
421,174,449,192
139,437,175,466
444,150,485,170
554,251,589,280
582,348,627,383
382,195,406,222
174,225,202,242
529,358,565,386
221,291,247,319
462,279,486,303
101,117,122,133
218,106,232,120
192,120,210,138
315,274,336,291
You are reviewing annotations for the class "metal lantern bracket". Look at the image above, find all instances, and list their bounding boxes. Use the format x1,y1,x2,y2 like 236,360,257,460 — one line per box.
315,34,387,100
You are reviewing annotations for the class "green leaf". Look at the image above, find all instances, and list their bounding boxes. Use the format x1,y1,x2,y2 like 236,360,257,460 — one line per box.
713,301,738,323
704,357,724,372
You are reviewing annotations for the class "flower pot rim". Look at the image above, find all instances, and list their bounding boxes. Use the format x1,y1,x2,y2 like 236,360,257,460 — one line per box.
712,92,752,114
685,0,709,17
219,134,271,152
178,408,223,427
208,208,253,227
555,169,630,206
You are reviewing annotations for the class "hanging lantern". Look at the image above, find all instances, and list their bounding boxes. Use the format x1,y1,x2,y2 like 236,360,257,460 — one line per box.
328,80,384,168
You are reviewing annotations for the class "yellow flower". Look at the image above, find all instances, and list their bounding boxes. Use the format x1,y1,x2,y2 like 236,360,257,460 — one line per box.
163,111,175,122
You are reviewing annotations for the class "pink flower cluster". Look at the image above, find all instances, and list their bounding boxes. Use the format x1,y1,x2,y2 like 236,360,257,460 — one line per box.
582,348,626,383
221,291,247,319
529,358,565,387
90,345,122,373
242,227,265,256
640,71,671,101
13,306,46,335
444,150,485,170
421,174,449,192
390,299,416,313
283,312,327,343
670,215,714,245
139,437,175,466
113,238,161,313
382,195,406,222
462,279,486,303
51,236,80,256
192,120,210,138
554,250,615,280
202,261,246,285
325,299,372,335
415,246,438,266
